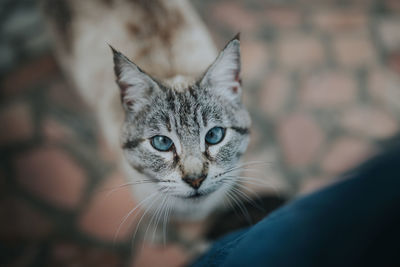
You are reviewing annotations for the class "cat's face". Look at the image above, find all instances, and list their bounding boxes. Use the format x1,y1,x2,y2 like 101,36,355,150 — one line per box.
112,36,251,217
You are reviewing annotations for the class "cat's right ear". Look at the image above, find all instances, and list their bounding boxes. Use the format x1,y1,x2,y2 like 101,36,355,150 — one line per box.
110,45,159,112
199,34,241,102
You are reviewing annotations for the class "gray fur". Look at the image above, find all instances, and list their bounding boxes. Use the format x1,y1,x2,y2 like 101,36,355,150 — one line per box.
112,36,251,218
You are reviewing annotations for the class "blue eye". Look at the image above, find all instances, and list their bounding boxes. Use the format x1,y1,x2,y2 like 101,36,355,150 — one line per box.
151,135,173,151
205,127,225,145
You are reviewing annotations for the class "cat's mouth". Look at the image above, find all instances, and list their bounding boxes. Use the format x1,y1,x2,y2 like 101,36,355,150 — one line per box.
187,192,207,199
173,190,211,200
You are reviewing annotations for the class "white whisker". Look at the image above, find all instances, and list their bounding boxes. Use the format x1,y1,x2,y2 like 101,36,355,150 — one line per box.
151,193,169,243
131,194,162,247
226,190,252,225
113,191,158,245
162,196,172,246
235,182,264,204
230,186,264,212
104,180,155,197
145,194,165,244
222,160,274,175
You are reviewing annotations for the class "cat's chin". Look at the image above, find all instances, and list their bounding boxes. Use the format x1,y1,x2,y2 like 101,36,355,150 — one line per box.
169,187,230,221
173,189,214,200
127,167,233,221
186,192,208,199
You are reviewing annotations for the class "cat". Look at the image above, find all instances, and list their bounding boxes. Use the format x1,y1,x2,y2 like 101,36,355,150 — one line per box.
42,0,251,226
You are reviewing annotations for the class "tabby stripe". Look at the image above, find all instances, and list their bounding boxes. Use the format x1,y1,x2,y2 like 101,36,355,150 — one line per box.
231,127,250,135
123,138,144,149
193,105,201,131
188,85,198,101
204,148,215,162
201,109,209,127
131,164,144,174
130,165,158,182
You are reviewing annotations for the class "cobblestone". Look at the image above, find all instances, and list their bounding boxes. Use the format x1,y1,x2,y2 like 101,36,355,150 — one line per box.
78,171,138,242
131,243,188,267
322,137,374,174
341,106,398,139
260,72,291,116
333,35,376,67
300,71,358,108
368,69,400,113
49,243,123,267
298,176,336,195
0,102,33,144
15,147,87,209
378,18,400,52
262,7,303,29
0,197,53,239
278,34,325,69
241,40,270,79
278,113,325,167
211,2,258,32
312,10,367,33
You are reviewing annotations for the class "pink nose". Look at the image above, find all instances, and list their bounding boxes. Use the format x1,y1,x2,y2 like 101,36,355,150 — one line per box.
182,176,206,189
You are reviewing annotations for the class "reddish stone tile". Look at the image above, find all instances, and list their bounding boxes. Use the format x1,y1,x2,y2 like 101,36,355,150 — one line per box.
278,34,325,69
52,242,80,260
174,221,207,242
262,7,302,28
383,0,400,12
260,72,291,116
78,171,138,242
388,51,400,74
1,54,58,95
211,2,258,32
50,243,123,267
298,176,337,195
299,0,373,8
42,118,76,144
277,113,325,167
0,197,53,239
131,243,189,267
341,106,398,139
241,41,269,79
333,35,376,67
297,0,341,5
368,69,400,112
312,10,367,33
241,149,288,194
322,137,374,174
300,71,357,108
0,102,33,144
378,18,400,51
15,147,87,209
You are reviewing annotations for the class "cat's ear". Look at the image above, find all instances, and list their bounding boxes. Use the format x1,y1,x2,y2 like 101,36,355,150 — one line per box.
200,34,241,101
110,45,160,112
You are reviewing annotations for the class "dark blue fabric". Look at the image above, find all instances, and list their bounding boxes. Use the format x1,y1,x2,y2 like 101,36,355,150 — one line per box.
192,146,400,267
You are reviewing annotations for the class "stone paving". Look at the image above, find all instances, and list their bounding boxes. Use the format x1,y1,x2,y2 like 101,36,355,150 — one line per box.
1,0,400,266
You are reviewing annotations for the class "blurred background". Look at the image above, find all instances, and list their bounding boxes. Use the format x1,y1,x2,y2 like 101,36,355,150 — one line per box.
1,0,400,266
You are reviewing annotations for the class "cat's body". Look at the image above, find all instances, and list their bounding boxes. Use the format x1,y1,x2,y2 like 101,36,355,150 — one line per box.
43,0,251,227
43,0,217,149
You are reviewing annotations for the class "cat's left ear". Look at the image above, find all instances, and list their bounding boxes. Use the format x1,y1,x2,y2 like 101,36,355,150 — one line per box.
200,34,241,102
